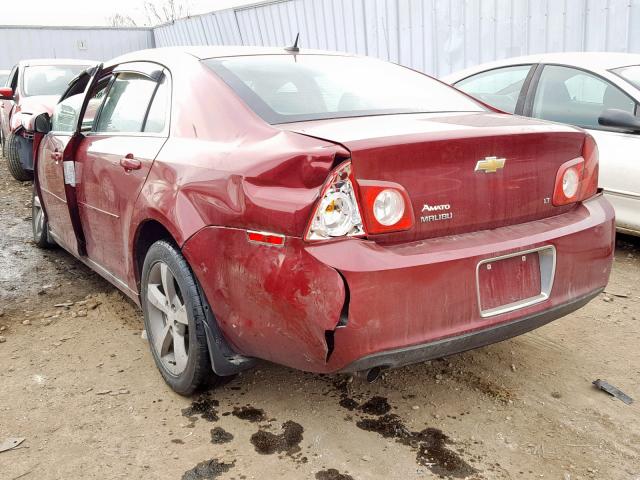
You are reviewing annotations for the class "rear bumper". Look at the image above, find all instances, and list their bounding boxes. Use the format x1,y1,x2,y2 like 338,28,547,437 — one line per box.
184,194,615,374
339,288,602,372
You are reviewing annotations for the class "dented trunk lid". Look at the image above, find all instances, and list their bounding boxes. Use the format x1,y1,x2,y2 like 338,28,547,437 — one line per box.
280,112,585,243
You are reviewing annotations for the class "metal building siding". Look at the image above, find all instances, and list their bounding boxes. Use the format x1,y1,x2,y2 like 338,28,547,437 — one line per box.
3,1,639,74
0,27,154,69
151,0,640,77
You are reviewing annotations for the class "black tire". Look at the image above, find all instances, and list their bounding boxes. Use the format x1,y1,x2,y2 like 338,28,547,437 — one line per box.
32,186,55,248
6,132,33,181
141,240,220,395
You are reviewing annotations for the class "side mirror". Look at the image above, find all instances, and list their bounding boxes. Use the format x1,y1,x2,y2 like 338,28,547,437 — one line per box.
598,108,640,133
34,112,52,134
0,87,13,100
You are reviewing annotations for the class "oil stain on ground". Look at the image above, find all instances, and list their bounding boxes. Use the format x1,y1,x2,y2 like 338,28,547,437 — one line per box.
356,414,477,479
250,420,304,455
359,396,391,415
315,469,355,480
181,396,219,422
232,405,266,423
182,459,235,480
210,427,234,444
338,393,392,416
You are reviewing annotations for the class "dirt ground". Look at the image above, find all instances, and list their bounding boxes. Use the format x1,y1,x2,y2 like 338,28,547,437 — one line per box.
0,158,639,480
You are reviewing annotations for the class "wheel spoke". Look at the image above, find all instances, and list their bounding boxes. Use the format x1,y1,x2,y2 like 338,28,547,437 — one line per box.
147,283,170,315
172,329,188,372
155,323,173,357
160,263,178,306
174,304,188,325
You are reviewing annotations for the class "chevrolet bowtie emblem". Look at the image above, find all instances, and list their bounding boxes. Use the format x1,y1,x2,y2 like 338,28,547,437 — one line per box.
475,156,506,173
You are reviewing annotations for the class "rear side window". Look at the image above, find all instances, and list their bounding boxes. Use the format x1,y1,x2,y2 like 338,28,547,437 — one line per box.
95,73,158,133
203,55,484,124
612,65,640,90
143,76,170,133
454,65,532,113
532,65,636,129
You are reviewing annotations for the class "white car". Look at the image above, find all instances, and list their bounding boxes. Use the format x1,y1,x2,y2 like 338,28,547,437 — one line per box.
443,52,640,236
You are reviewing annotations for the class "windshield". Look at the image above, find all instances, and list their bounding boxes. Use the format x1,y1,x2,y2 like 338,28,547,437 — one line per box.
0,73,8,87
203,55,485,124
612,65,640,90
22,65,88,97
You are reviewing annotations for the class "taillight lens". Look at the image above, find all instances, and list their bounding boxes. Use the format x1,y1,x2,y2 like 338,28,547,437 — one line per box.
305,161,365,241
553,134,599,206
562,167,580,198
357,180,414,234
373,189,405,226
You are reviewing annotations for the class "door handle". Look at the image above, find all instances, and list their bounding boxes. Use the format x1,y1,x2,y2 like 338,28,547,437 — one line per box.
51,151,62,162
120,154,141,171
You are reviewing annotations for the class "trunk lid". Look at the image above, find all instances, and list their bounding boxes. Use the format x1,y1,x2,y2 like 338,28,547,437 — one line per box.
280,112,585,243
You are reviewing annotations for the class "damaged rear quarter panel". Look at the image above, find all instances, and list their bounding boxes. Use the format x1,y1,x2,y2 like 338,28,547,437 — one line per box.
128,128,346,290
182,229,346,370
131,126,351,369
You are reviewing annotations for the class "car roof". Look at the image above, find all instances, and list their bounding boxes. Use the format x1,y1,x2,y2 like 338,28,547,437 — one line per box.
443,51,640,83
18,58,98,67
106,46,352,69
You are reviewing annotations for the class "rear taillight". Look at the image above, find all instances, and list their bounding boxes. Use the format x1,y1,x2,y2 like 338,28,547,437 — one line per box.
305,161,365,241
357,180,414,234
552,134,599,206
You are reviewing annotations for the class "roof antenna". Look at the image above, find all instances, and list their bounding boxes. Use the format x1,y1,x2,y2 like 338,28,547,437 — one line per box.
285,33,300,53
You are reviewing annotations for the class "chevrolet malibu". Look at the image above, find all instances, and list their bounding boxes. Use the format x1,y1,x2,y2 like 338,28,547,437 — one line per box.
30,47,614,395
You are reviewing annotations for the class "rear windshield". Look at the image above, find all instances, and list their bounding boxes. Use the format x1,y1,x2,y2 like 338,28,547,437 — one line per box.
612,65,640,90
203,55,485,124
23,65,89,97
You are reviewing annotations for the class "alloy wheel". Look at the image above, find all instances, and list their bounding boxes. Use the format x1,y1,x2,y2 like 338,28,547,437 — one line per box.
146,261,190,375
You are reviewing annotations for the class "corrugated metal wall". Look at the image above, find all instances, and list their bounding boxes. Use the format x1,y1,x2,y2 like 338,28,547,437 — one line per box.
2,1,639,75
153,0,640,77
0,26,154,69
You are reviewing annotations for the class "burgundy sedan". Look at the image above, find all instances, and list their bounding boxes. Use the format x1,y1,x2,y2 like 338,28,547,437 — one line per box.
30,47,614,394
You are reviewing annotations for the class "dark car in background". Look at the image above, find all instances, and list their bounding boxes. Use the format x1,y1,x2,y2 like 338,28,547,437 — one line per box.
0,59,95,180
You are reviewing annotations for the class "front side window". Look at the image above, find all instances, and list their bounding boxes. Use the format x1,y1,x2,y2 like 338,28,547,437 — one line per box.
203,55,484,124
51,94,83,133
22,65,88,97
532,65,636,129
455,65,532,113
81,78,111,132
95,73,158,133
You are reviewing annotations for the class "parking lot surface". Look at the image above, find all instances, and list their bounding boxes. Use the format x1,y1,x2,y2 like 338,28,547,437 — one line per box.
1,158,638,480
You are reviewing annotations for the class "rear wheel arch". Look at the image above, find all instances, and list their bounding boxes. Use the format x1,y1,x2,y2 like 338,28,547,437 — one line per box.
133,219,178,292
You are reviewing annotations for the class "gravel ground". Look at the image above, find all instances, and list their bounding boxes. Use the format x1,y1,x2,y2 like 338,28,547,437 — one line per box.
0,156,639,480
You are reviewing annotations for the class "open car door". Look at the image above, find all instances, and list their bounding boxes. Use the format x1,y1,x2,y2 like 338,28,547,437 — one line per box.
36,63,103,257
